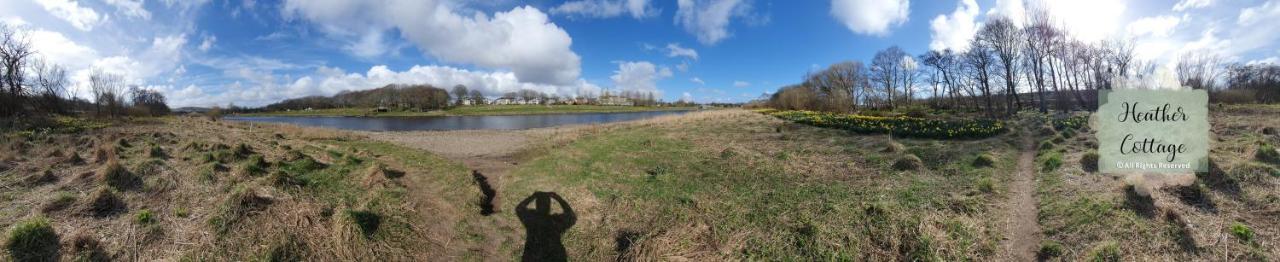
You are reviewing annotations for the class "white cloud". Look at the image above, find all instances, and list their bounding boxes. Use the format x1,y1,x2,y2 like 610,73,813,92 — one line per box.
34,0,104,31
26,29,99,69
344,30,388,58
104,0,151,20
283,0,582,85
1248,56,1279,65
690,77,705,85
675,0,755,45
928,0,979,51
1173,0,1213,11
551,0,656,19
986,0,1025,26
611,61,672,95
1238,0,1279,26
1127,15,1181,37
2,16,29,26
199,35,217,52
665,43,699,60
680,92,693,102
733,80,749,87
830,0,910,36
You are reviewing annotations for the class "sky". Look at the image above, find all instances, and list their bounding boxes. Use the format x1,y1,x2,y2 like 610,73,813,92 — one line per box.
1,0,1278,107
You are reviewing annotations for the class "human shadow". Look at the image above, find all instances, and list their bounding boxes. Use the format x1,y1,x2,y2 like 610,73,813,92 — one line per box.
517,191,576,262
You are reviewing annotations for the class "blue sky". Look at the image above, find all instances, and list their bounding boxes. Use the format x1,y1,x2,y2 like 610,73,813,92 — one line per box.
2,0,1278,107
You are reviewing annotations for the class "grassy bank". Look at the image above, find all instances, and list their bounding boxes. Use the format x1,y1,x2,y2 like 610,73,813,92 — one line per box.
237,105,698,117
493,110,1022,260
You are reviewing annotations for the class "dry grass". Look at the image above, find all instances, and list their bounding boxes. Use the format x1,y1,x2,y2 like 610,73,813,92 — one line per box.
1035,106,1280,260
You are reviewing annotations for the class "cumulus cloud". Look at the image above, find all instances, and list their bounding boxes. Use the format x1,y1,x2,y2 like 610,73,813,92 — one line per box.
1127,16,1181,37
1238,0,1279,26
928,0,979,51
830,0,910,36
986,0,1025,26
611,61,672,95
690,77,705,85
104,0,151,20
733,80,749,87
1173,0,1213,11
680,92,694,102
666,43,699,60
987,0,1125,43
675,0,757,45
283,0,582,85
551,0,657,19
34,0,104,31
26,29,99,70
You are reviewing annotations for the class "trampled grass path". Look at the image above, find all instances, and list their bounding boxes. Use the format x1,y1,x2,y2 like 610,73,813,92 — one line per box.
1003,128,1044,261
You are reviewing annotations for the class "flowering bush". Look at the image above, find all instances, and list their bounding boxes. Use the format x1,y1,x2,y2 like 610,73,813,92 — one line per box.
764,110,1007,139
1052,115,1088,131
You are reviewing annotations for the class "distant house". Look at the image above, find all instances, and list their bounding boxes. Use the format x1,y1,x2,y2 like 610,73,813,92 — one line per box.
492,97,517,105
599,96,634,106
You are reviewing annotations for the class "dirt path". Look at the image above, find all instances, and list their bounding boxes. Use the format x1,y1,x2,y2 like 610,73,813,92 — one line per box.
1002,130,1043,261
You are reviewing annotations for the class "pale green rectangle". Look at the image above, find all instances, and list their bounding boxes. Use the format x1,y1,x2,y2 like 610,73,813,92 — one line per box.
1096,89,1209,173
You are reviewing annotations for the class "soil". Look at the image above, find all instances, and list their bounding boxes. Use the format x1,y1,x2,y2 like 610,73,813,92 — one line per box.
1002,128,1044,261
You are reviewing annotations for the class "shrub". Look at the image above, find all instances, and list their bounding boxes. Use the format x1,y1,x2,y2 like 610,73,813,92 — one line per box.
1256,144,1280,164
892,154,923,171
346,210,381,237
1230,222,1254,243
1053,115,1088,131
135,209,156,225
972,153,996,168
1042,152,1063,172
765,110,1006,139
5,217,60,262
1081,152,1100,172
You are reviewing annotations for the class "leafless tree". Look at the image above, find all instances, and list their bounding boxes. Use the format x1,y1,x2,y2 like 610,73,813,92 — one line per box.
964,38,998,118
979,16,1023,116
29,58,68,112
1176,50,1222,90
1,23,35,116
89,68,127,117
871,46,913,110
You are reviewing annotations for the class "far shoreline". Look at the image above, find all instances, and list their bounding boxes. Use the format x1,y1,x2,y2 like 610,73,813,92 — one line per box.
232,104,701,118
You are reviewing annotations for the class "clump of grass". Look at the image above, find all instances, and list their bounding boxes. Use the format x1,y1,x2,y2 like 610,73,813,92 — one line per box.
116,138,131,148
65,152,84,165
976,177,995,194
882,141,906,153
1037,240,1064,260
209,186,273,234
1051,135,1066,144
148,145,165,158
40,192,77,214
1037,140,1056,153
1228,163,1280,181
98,159,139,190
892,154,923,171
240,154,269,176
972,153,996,168
92,147,110,164
263,234,307,261
1230,222,1254,243
1041,152,1063,172
135,209,157,225
5,217,60,262
197,163,227,183
24,170,57,186
1255,144,1280,164
233,143,253,157
270,171,305,188
346,209,381,238
1081,151,1100,172
82,187,125,217
174,207,190,218
66,232,108,262
719,148,737,159
1087,241,1121,261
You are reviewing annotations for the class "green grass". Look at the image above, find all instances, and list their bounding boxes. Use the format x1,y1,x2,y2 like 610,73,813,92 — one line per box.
136,209,157,225
6,217,60,262
237,105,696,117
502,114,1016,260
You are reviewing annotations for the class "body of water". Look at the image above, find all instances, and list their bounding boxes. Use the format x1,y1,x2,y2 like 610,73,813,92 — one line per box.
226,110,693,131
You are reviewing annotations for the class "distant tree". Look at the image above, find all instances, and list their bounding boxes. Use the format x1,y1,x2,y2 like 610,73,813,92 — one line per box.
871,46,913,110
978,15,1023,116
1176,50,1222,90
28,58,68,113
1,23,34,116
88,69,127,117
468,89,485,105
130,87,170,116
452,85,469,105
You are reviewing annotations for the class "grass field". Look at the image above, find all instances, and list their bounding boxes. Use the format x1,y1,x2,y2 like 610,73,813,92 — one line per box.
237,105,697,117
3,106,1278,260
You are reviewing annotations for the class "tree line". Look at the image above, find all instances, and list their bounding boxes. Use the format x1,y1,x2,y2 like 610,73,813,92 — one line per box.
1,23,169,119
761,8,1280,118
263,84,451,112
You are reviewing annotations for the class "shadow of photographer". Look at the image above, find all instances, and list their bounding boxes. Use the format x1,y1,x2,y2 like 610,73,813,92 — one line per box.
516,191,576,262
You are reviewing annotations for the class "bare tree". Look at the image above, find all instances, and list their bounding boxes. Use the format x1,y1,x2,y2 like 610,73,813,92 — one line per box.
1176,50,1222,90
1,23,35,116
964,38,998,118
1106,38,1137,82
979,16,1024,116
871,46,912,110
89,69,127,117
29,58,68,112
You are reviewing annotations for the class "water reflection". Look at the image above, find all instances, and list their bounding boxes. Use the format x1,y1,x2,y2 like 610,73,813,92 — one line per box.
226,110,691,131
